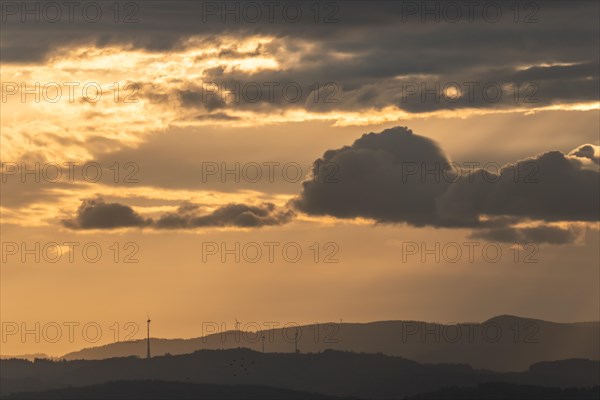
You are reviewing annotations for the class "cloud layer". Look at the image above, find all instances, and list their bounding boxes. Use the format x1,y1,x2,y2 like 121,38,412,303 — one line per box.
61,126,598,245
294,126,599,241
3,1,598,115
63,199,293,229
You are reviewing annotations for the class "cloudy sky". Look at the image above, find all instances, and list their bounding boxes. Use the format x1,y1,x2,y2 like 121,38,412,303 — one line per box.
1,0,599,356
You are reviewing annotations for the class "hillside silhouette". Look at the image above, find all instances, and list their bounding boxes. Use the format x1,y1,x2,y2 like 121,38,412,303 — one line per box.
2,348,598,399
4,380,340,399
7,381,600,400
0,354,53,362
404,382,600,399
60,315,599,371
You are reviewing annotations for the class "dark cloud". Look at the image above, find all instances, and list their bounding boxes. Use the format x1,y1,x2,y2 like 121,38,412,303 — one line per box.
437,151,600,224
295,126,600,228
63,199,293,230
62,198,151,229
3,1,597,63
3,1,598,113
293,126,453,226
145,59,599,116
154,202,294,228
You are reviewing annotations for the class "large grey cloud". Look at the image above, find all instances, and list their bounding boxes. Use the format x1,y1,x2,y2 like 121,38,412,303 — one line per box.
63,199,293,229
2,1,597,62
293,126,453,226
436,151,600,224
294,127,600,235
2,1,598,113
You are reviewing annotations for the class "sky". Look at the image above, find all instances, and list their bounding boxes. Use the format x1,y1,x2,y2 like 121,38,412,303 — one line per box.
0,0,599,357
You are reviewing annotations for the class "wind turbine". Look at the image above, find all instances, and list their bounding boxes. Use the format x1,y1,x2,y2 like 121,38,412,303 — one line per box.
235,318,241,331
261,334,265,353
146,314,151,359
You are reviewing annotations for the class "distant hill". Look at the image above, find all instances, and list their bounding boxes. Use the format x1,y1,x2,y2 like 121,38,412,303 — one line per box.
61,315,599,371
405,382,600,399
2,348,598,399
5,380,339,399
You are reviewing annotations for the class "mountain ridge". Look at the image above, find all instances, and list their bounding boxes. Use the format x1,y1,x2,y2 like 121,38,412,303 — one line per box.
57,315,600,371
2,348,598,399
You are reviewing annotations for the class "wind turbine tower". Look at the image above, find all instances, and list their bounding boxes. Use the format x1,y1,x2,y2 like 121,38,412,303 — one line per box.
146,315,151,359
